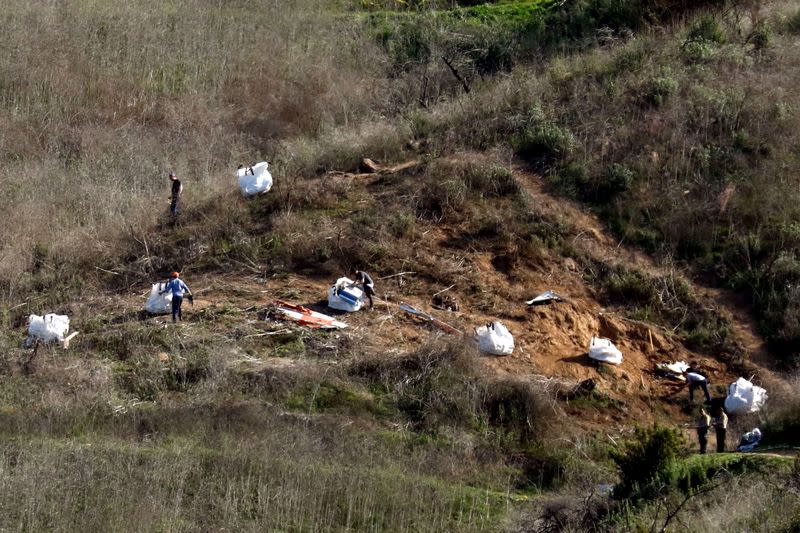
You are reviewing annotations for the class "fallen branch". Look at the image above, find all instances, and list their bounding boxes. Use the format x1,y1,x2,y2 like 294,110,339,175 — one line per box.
243,329,293,339
377,271,416,280
432,284,456,297
441,56,470,93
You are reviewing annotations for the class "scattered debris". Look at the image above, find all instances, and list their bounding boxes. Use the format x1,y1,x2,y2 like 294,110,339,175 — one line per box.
400,303,463,335
736,428,762,452
328,277,366,312
432,293,459,312
526,290,564,306
237,161,273,197
271,301,348,330
475,321,514,356
725,377,768,415
145,282,172,315
655,361,689,382
588,337,623,365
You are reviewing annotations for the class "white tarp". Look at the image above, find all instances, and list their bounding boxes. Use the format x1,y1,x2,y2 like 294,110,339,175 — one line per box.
27,314,70,343
327,277,365,312
588,337,623,365
237,162,273,197
475,321,514,355
145,283,172,315
725,377,768,415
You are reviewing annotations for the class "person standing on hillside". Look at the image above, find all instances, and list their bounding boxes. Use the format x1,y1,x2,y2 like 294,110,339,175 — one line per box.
696,408,711,454
714,409,728,453
160,271,192,323
684,364,711,403
169,171,183,218
352,268,375,309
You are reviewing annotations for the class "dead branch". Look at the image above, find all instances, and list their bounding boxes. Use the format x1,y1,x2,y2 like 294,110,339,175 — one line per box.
441,56,470,94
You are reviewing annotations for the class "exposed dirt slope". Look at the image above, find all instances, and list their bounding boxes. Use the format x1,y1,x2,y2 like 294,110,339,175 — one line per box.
53,154,782,432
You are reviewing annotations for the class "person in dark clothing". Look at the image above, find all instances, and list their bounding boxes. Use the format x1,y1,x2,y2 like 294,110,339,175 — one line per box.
697,408,711,454
352,268,375,309
160,271,192,323
169,172,182,217
714,410,728,453
684,365,712,403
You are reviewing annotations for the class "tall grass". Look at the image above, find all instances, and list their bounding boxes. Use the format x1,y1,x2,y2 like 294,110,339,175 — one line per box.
0,0,388,294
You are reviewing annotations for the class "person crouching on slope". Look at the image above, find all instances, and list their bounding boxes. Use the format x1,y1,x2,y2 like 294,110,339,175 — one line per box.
160,271,192,323
352,268,375,310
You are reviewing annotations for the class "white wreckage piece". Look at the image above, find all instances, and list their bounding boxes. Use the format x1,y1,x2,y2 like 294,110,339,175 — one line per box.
736,428,762,452
526,290,564,306
25,314,78,349
588,337,623,365
327,277,366,312
724,377,768,415
475,321,514,355
655,360,689,381
145,282,172,315
237,161,273,197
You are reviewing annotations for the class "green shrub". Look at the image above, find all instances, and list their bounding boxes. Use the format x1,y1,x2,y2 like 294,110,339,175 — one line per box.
645,72,679,107
612,424,685,500
687,15,726,44
789,9,800,34
750,23,772,51
516,123,576,167
683,39,714,63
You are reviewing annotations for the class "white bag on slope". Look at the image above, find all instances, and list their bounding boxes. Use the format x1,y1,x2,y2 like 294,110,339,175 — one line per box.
237,162,273,197
725,377,768,415
27,314,69,343
588,337,623,365
327,277,365,312
475,322,514,355
145,283,172,315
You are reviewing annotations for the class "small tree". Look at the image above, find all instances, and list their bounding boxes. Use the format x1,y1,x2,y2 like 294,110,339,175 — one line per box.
612,424,685,500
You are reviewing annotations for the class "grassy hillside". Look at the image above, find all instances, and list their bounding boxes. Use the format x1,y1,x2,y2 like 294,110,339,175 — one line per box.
3,0,800,531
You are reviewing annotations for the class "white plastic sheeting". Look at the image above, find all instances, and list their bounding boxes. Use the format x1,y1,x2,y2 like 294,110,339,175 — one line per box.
27,314,70,343
475,322,514,355
237,162,273,197
588,337,623,365
327,277,365,312
145,283,172,315
724,377,768,415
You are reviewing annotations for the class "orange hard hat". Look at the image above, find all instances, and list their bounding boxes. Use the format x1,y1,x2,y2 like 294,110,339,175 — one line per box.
171,271,179,278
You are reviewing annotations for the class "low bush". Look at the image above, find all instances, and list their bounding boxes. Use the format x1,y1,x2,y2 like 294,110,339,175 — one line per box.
612,424,685,500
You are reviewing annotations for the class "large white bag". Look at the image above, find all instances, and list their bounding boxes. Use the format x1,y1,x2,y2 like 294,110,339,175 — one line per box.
588,337,623,365
327,277,365,312
725,377,768,415
145,283,172,315
475,321,514,355
27,314,70,343
237,162,273,197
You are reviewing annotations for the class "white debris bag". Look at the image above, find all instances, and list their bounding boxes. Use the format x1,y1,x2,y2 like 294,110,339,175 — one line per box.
327,277,365,312
237,162,273,197
588,337,623,365
145,283,172,315
724,377,768,415
475,321,515,355
27,314,70,343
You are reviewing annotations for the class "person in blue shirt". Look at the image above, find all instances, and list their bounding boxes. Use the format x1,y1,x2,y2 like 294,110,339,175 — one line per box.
160,271,192,323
